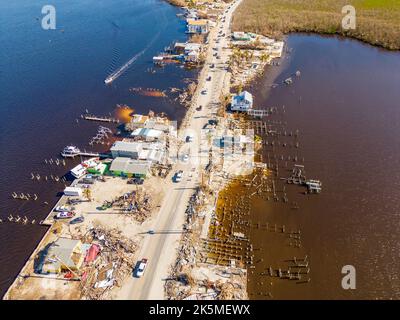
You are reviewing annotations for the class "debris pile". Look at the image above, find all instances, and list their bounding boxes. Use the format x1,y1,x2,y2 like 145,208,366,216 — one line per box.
98,190,153,223
129,87,167,98
165,188,248,300
80,227,139,300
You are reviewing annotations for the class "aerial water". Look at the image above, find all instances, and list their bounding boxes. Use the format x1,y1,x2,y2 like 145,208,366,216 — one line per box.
105,30,162,84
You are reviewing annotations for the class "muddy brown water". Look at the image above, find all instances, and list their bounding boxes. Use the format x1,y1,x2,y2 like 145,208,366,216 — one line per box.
214,34,400,299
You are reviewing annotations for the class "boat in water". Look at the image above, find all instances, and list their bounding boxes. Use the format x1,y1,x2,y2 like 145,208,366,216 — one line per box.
61,145,81,158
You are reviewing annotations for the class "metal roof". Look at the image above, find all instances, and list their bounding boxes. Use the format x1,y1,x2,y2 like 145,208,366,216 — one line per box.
43,238,83,271
110,141,142,153
110,157,151,175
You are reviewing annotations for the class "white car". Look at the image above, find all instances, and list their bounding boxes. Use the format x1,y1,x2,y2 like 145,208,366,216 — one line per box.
135,258,148,278
55,205,71,212
183,154,189,162
175,170,183,182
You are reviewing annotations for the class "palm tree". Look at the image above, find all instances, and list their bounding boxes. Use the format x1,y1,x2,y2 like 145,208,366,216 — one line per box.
83,188,92,201
260,52,269,62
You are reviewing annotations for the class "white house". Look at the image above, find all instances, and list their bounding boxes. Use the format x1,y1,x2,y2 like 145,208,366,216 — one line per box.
184,43,202,62
231,91,253,112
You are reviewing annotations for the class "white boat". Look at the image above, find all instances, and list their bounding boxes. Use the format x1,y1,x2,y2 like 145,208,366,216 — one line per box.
61,145,80,158
70,163,87,179
70,157,105,179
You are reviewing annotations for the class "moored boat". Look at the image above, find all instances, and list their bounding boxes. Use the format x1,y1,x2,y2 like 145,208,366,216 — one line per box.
70,157,106,179
61,145,80,158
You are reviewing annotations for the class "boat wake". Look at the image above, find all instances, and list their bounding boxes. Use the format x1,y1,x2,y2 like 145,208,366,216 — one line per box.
104,30,161,85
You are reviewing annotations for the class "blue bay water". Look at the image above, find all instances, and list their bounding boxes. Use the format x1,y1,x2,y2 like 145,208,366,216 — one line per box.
0,0,193,296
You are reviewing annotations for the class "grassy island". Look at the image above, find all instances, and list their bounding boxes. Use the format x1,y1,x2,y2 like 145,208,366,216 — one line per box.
232,0,400,50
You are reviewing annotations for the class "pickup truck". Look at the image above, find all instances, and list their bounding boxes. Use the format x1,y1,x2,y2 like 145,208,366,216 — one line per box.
135,258,148,278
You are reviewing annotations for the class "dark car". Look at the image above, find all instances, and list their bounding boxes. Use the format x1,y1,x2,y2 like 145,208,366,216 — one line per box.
70,216,85,225
128,178,144,185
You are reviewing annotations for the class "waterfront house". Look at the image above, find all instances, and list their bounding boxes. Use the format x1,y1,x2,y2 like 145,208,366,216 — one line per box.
109,157,151,178
110,139,166,164
174,42,202,62
231,91,253,112
186,19,209,34
184,43,202,54
131,128,164,142
110,141,142,159
186,9,198,20
128,113,170,130
174,42,186,54
186,51,199,62
41,238,89,274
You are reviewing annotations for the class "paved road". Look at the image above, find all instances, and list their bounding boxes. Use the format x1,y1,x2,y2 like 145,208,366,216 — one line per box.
119,0,243,300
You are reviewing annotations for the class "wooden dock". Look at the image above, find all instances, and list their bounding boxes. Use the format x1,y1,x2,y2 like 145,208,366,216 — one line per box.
81,114,119,123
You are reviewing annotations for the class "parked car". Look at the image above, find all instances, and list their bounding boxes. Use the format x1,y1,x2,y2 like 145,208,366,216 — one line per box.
186,135,194,143
135,258,148,278
55,205,71,212
70,216,85,224
183,154,189,162
55,211,75,219
174,170,183,182
196,105,203,111
207,76,212,81
201,89,207,95
128,177,144,185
